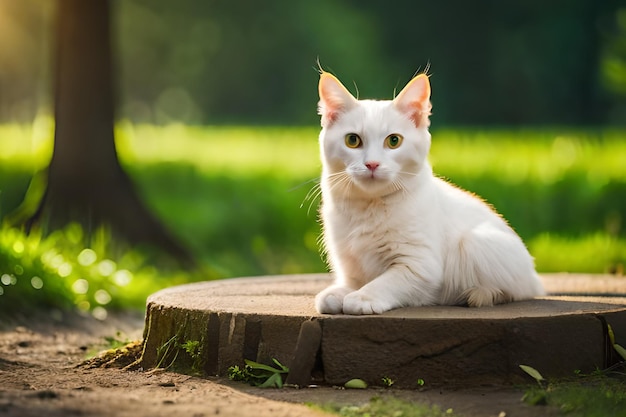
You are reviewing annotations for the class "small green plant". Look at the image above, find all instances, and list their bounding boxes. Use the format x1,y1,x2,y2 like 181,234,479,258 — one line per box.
416,378,425,387
381,376,394,388
180,339,203,374
519,364,545,386
155,334,180,369
227,364,249,382
154,334,204,374
227,358,289,388
522,374,626,414
521,359,626,414
519,365,548,405
180,339,200,356
608,324,626,361
103,331,132,350
344,378,368,389
84,331,133,359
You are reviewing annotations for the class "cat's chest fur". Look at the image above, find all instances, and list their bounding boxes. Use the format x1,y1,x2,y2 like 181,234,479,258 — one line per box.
322,178,441,288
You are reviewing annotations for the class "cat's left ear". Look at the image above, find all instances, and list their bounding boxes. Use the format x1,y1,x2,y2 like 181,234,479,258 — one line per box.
318,72,358,127
393,74,432,128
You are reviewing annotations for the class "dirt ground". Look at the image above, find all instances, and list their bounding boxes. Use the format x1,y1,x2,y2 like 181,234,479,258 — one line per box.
0,310,561,417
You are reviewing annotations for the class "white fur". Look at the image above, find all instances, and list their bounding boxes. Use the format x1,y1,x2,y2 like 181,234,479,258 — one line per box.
314,72,545,315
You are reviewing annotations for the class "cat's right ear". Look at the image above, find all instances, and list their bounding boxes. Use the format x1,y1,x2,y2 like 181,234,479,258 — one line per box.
318,72,358,127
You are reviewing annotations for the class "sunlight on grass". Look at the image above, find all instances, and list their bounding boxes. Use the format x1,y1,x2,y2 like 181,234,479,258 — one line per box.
2,121,625,184
530,233,626,274
0,224,198,314
115,122,322,178
430,128,626,185
0,115,54,170
114,124,626,186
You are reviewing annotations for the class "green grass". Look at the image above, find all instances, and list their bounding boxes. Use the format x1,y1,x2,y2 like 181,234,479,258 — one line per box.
118,124,626,275
0,223,197,314
312,397,456,417
430,128,626,184
531,233,626,273
523,374,626,417
116,122,322,178
0,121,625,312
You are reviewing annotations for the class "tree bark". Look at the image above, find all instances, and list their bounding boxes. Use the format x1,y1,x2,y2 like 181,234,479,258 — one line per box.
25,0,195,267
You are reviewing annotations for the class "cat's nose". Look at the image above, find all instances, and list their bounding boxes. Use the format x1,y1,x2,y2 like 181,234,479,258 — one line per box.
365,161,380,172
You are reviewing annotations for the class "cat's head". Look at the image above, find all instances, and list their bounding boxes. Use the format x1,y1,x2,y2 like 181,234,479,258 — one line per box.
318,72,432,199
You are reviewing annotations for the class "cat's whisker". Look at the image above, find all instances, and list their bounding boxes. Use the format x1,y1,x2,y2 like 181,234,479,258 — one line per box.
325,173,354,201
335,174,354,198
295,177,322,212
300,180,326,216
326,171,352,194
290,177,320,193
325,171,350,181
316,231,326,252
391,178,408,197
305,186,324,216
302,180,321,203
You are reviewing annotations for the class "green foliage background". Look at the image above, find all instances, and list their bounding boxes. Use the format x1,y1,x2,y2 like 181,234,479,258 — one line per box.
1,0,625,125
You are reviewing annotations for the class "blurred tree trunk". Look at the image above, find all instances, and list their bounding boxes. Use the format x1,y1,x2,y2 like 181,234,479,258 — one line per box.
25,0,195,266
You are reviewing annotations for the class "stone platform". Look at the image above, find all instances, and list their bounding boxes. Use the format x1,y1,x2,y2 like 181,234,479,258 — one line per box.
140,274,626,388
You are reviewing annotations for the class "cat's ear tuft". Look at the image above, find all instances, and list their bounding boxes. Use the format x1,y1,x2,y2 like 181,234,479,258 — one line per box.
393,74,432,128
318,72,358,127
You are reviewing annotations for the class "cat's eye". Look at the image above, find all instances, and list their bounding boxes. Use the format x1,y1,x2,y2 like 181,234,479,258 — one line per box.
345,133,362,148
385,134,403,149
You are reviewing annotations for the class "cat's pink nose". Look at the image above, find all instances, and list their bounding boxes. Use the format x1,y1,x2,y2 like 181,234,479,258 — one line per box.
365,161,380,172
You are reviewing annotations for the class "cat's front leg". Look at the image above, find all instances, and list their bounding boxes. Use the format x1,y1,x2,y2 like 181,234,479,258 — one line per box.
342,290,394,315
342,266,439,315
315,284,353,314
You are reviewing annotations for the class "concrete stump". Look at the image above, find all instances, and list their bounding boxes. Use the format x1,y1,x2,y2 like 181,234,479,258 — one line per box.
140,273,626,388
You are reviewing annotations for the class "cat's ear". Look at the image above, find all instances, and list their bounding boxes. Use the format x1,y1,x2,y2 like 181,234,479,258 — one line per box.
393,74,432,127
318,72,358,126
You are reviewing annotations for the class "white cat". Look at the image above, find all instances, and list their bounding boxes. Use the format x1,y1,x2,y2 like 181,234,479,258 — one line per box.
314,71,545,315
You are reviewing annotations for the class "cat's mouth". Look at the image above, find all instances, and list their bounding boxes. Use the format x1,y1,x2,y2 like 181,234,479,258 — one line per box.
356,168,390,182
355,172,384,183
351,172,396,196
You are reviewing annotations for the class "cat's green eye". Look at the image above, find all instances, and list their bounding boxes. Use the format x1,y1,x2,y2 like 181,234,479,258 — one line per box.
385,134,403,149
345,133,362,148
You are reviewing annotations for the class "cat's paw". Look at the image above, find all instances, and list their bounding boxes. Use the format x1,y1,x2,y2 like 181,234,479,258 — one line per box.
315,285,353,314
342,291,391,315
463,286,509,307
